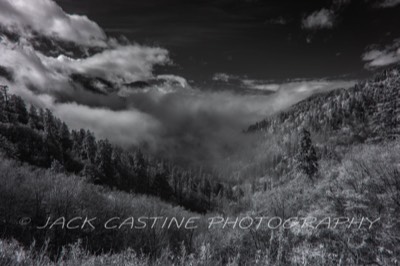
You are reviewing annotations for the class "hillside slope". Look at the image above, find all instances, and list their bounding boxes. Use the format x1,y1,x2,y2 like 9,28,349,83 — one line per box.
248,65,400,143
0,85,232,214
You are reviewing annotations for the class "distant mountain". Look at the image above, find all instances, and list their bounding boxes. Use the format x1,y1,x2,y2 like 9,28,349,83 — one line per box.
247,65,400,143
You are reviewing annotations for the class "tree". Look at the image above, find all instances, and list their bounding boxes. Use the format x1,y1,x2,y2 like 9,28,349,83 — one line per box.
28,105,39,129
0,85,9,123
296,128,318,180
151,172,173,201
83,130,96,163
0,85,9,106
58,122,72,151
50,159,65,173
43,109,56,137
10,95,28,124
111,147,124,187
95,139,113,185
134,149,149,193
81,163,99,183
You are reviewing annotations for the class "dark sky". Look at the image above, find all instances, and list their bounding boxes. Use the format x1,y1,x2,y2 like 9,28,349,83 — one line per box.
56,0,400,83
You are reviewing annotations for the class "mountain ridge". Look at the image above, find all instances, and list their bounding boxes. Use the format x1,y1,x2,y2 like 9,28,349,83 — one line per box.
247,64,400,143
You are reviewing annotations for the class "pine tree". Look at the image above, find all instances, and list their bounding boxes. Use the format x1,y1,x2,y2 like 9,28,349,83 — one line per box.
43,109,56,137
10,95,28,124
83,130,96,163
95,139,113,185
134,149,148,193
0,85,9,123
151,171,173,201
58,122,72,151
111,147,124,187
296,128,318,180
28,105,39,129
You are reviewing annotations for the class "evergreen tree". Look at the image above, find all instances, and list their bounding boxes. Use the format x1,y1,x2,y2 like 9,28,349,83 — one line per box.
134,149,148,193
43,109,56,137
111,147,124,187
10,95,28,124
151,172,173,201
95,139,113,185
58,122,72,151
296,128,318,180
0,85,9,123
83,130,96,163
28,105,39,129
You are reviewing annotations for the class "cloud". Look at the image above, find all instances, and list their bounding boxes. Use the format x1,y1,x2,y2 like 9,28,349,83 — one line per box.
212,73,239,82
362,39,400,68
0,0,107,47
377,0,400,7
0,37,170,94
156,75,189,89
0,40,168,147
302,9,335,30
55,45,170,83
242,80,280,91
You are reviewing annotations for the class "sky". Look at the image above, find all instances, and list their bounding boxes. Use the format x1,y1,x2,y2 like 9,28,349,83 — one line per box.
0,0,399,168
54,0,400,83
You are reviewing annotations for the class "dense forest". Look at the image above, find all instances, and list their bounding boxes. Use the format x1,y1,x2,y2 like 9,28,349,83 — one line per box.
0,65,399,265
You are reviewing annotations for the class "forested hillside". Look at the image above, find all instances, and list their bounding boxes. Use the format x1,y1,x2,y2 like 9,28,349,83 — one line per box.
248,66,400,142
0,85,232,214
0,65,399,265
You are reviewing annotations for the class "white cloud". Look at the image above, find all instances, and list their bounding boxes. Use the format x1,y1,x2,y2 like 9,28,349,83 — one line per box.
378,0,400,8
302,9,335,30
156,75,189,89
54,45,170,83
242,80,281,91
0,38,170,93
0,37,70,92
362,39,400,67
212,73,239,82
0,0,107,47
